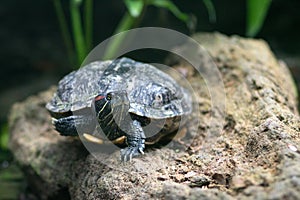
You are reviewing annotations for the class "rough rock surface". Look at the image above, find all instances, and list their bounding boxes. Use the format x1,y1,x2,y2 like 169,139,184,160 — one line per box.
9,33,300,199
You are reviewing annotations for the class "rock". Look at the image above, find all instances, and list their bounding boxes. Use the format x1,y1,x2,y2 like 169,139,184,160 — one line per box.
9,33,300,199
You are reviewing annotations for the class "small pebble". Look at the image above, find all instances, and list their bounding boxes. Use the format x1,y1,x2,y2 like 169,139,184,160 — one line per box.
288,144,298,152
185,171,197,178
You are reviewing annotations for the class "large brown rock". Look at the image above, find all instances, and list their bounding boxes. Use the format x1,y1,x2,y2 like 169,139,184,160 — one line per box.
9,33,300,199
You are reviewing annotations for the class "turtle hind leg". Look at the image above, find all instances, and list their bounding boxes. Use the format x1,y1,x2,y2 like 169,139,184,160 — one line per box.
120,120,146,162
52,115,95,136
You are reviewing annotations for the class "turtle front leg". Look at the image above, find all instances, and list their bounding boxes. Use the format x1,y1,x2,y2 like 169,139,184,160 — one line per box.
52,115,95,136
120,120,146,162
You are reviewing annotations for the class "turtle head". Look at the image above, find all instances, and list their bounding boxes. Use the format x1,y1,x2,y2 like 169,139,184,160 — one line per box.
94,91,130,124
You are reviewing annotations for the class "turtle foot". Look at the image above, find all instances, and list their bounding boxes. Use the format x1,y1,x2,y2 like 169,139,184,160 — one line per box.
120,120,146,162
120,145,145,162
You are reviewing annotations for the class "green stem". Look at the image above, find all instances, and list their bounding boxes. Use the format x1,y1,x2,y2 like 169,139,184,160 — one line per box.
53,0,75,66
70,0,86,66
103,2,147,60
103,12,135,60
84,0,93,51
202,0,216,23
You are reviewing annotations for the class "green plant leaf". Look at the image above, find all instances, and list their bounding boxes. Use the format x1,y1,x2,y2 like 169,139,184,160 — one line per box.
124,0,144,17
246,0,272,37
148,0,189,22
103,12,135,60
74,0,83,5
53,0,76,66
0,124,8,150
202,0,216,23
70,0,87,66
84,0,93,51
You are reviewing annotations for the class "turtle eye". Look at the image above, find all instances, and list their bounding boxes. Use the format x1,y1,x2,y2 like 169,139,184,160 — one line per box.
155,93,163,102
106,93,112,101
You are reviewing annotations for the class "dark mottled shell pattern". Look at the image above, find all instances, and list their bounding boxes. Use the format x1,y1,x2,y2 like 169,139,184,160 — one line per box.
46,58,191,119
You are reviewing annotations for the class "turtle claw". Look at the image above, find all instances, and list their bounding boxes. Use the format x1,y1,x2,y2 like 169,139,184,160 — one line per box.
120,146,143,162
139,147,144,155
51,118,58,125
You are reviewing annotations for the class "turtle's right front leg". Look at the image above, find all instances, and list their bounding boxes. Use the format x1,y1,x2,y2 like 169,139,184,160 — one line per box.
120,120,146,161
52,115,95,136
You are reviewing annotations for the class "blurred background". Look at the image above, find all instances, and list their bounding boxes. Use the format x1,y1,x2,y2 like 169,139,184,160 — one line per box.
0,0,300,199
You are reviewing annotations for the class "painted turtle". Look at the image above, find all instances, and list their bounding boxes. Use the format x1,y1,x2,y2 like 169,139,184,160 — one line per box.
46,58,191,161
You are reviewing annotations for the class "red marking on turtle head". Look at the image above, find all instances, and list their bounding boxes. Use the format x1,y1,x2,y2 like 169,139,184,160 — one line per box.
95,95,105,101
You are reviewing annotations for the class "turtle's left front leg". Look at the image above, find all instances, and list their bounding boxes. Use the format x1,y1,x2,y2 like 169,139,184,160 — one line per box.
52,114,96,136
120,120,145,161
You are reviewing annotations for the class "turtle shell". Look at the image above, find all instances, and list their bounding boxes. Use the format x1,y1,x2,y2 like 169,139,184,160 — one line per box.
46,58,191,119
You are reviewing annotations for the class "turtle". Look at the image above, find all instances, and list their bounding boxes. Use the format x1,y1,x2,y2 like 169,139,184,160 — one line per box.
46,57,191,161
